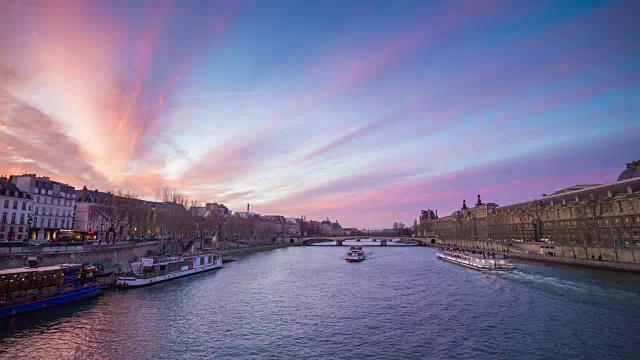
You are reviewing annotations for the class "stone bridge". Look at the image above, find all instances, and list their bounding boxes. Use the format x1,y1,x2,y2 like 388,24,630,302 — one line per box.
297,236,438,246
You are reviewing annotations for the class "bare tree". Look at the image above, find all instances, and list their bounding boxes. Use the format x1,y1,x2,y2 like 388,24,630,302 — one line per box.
92,190,144,236
515,208,529,241
393,222,406,236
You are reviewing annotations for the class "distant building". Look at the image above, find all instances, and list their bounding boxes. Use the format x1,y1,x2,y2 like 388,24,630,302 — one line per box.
0,178,33,241
285,218,300,236
189,206,210,218
10,174,76,241
419,161,640,245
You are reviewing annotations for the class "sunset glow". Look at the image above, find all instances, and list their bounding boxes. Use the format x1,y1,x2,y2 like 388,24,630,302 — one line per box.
1,0,639,227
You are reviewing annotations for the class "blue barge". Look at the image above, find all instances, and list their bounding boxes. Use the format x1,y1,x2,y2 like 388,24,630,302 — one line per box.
0,264,102,317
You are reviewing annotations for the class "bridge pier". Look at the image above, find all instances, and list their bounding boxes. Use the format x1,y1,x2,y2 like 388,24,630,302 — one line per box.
336,240,343,246
380,240,387,246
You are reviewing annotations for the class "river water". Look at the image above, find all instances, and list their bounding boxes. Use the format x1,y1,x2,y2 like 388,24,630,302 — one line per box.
1,241,640,359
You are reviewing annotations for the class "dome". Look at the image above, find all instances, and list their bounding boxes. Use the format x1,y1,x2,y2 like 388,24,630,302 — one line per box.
617,160,640,181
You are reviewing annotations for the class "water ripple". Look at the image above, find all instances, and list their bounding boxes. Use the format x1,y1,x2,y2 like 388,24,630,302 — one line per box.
1,247,640,359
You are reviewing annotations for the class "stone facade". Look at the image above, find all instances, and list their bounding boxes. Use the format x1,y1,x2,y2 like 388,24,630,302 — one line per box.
0,180,33,241
10,174,75,241
419,162,640,253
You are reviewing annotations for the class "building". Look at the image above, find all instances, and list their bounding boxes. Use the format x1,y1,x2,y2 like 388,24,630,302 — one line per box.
419,161,640,246
73,187,114,241
0,177,33,241
285,218,301,236
189,206,210,218
205,203,230,217
10,174,76,241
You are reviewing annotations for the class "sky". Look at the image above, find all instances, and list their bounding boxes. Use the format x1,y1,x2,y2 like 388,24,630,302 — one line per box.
0,0,639,228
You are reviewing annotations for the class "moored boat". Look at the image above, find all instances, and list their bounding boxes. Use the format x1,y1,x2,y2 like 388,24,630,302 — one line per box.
345,247,365,262
437,248,515,272
116,251,222,288
0,264,101,318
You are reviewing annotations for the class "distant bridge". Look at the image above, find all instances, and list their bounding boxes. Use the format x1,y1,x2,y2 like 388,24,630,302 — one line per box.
298,236,438,246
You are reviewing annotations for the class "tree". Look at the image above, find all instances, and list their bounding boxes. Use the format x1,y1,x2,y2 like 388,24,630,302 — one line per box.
92,190,144,236
393,222,405,236
515,208,529,241
529,200,546,241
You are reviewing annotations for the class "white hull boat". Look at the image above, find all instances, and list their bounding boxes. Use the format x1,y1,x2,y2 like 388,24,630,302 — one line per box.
437,249,515,272
116,252,222,288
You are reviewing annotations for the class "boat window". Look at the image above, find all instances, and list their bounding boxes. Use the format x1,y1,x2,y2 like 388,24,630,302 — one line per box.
13,290,25,300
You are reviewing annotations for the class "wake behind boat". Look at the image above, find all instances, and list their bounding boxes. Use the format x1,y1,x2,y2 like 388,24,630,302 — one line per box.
346,246,365,262
116,251,222,288
437,248,515,272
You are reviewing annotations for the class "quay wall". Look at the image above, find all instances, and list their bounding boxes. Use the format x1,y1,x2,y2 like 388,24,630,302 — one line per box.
0,242,164,271
430,238,640,273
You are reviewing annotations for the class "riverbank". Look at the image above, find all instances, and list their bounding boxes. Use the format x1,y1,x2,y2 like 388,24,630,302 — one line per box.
427,242,640,273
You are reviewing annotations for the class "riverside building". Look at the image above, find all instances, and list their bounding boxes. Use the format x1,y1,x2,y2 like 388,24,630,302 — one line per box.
0,177,33,241
419,161,640,247
9,174,76,241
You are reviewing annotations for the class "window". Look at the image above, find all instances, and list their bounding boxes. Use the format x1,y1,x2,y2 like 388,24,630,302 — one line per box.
56,208,59,216
33,217,37,227
1,213,6,223
36,196,40,203
28,204,31,211
54,219,58,228
19,214,24,224
18,227,22,232
21,202,26,210
35,207,39,215
47,219,51,227
3,200,8,208
11,213,16,224
17,235,21,240
66,220,70,228
40,218,43,227
12,201,17,209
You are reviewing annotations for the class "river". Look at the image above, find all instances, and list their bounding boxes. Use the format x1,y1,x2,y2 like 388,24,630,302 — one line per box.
1,242,640,359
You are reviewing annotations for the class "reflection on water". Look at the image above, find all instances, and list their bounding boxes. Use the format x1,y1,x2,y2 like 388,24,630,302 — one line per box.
1,247,639,360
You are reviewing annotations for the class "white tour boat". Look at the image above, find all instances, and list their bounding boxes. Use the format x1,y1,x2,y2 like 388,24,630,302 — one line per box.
345,246,365,262
437,249,515,272
116,252,222,288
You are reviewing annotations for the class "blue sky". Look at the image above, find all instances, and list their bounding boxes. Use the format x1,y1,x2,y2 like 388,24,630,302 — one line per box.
0,0,638,227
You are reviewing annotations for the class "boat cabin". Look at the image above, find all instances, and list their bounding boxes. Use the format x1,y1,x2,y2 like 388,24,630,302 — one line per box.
0,264,96,308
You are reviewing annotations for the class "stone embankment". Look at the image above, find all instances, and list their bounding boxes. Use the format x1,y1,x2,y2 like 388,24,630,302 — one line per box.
430,239,640,273
0,241,297,272
0,242,164,271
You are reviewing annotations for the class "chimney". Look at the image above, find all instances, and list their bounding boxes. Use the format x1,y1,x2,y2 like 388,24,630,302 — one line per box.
81,186,88,201
247,203,250,213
